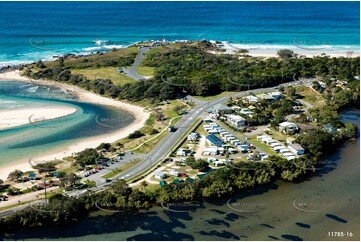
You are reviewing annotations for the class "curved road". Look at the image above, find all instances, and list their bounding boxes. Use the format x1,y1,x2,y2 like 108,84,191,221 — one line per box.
122,47,150,81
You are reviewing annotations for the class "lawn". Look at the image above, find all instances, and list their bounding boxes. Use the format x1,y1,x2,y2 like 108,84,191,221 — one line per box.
249,138,278,156
71,67,135,86
193,91,238,101
295,86,325,107
136,66,155,76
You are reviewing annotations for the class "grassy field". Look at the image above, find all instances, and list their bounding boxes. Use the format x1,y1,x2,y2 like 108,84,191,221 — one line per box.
249,138,278,156
71,67,135,86
136,66,155,76
193,91,238,101
296,86,325,107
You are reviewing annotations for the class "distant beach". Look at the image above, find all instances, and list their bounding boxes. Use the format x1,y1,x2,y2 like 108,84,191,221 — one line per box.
0,71,149,180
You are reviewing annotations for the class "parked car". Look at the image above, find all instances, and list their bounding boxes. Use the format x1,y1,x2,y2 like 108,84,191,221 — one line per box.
180,173,188,177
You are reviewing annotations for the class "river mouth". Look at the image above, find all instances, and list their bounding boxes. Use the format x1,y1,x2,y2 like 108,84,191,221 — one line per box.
4,109,359,240
0,80,135,170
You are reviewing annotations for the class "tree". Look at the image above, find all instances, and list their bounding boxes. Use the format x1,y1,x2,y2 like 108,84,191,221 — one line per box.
286,86,297,99
33,162,57,176
111,179,132,197
7,169,23,182
173,106,184,115
74,148,101,166
58,57,65,67
185,157,209,171
96,143,112,151
60,173,80,188
277,49,295,59
128,130,144,139
35,60,46,68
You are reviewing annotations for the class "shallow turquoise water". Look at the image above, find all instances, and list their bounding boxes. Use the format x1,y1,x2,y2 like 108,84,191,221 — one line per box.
0,81,135,166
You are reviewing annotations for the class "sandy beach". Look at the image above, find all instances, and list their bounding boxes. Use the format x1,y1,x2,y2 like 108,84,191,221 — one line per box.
0,70,150,180
210,41,360,58
0,105,77,131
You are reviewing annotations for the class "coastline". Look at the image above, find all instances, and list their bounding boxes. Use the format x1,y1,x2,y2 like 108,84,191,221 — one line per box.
0,70,150,180
0,105,77,131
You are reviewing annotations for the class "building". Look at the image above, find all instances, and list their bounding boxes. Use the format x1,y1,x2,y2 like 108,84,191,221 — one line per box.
239,108,254,115
176,148,191,156
187,132,199,141
203,146,218,156
279,121,299,134
212,103,233,115
243,95,260,104
226,114,246,129
169,169,180,177
256,93,274,101
269,91,283,100
154,172,166,179
206,135,225,147
288,143,305,155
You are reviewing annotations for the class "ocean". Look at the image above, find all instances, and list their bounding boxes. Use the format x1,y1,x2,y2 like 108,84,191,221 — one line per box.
0,1,359,67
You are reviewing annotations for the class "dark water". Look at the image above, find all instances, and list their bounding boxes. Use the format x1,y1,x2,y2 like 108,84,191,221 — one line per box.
3,109,359,240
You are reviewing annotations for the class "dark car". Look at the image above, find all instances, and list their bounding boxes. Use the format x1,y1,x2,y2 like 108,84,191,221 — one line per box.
105,179,112,183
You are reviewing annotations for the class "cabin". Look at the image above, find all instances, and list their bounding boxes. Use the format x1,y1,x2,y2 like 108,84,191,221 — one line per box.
154,172,166,180
288,143,305,155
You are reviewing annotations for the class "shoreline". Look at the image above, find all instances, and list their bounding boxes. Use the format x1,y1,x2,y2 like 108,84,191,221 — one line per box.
0,71,150,180
0,105,78,131
0,40,359,69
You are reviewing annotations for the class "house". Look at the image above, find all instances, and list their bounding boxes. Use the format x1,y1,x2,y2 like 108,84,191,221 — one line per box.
203,146,218,156
226,114,246,129
269,91,283,100
154,172,167,179
213,161,225,167
323,124,337,133
239,108,254,115
231,105,241,111
256,93,274,101
185,177,195,183
187,132,199,141
169,169,180,177
212,103,233,115
288,143,305,155
243,95,260,104
206,135,225,147
279,122,299,134
176,148,188,156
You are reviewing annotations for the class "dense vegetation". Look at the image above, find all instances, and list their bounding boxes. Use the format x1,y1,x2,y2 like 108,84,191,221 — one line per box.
23,44,360,105
0,155,317,232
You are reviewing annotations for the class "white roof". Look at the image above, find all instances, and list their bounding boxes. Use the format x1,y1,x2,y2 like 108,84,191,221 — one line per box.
204,147,218,152
279,121,298,127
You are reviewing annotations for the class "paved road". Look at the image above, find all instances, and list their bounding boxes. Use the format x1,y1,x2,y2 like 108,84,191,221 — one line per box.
1,81,308,214
123,47,150,81
66,80,308,196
